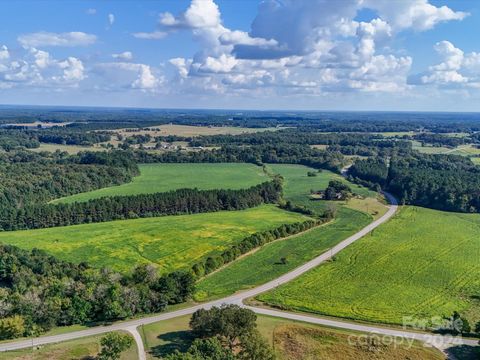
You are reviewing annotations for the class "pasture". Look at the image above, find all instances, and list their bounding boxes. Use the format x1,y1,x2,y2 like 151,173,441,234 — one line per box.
267,164,382,217
52,163,268,204
268,164,375,201
140,315,444,360
258,206,480,326
0,205,308,274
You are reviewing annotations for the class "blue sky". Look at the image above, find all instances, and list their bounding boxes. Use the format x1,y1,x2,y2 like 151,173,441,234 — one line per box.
0,0,479,111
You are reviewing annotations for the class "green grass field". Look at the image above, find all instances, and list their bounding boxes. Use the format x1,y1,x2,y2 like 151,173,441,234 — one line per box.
195,164,377,301
268,164,375,202
194,207,371,301
140,314,445,360
0,205,308,274
3,331,137,360
52,163,268,204
258,206,480,326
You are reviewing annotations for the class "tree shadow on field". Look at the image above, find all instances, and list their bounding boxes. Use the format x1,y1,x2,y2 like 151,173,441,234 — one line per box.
445,344,480,360
149,330,194,358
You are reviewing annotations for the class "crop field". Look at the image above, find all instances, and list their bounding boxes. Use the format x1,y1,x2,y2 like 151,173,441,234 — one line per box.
195,164,378,301
53,163,268,204
3,332,137,360
30,143,105,154
109,124,283,138
412,142,480,156
258,206,480,326
0,205,308,274
194,207,371,301
140,315,444,360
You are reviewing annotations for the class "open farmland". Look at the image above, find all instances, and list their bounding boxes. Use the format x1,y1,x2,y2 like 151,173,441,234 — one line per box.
140,315,445,360
0,205,308,274
110,124,283,137
268,164,376,200
194,207,371,301
195,164,380,301
30,142,106,154
258,206,480,326
267,164,383,216
52,163,268,204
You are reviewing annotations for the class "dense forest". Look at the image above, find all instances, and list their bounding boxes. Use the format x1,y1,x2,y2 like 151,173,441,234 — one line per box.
136,144,347,172
0,245,194,339
0,150,138,210
350,153,480,212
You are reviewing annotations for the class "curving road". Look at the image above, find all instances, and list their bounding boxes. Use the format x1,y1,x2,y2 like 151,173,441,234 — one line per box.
0,192,477,357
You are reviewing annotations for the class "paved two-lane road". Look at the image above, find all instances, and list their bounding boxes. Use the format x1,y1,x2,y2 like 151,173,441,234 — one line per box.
1,192,476,357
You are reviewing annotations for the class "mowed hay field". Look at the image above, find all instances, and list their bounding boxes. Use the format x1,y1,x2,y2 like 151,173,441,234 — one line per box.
140,315,444,360
258,206,480,326
53,163,268,204
0,205,309,274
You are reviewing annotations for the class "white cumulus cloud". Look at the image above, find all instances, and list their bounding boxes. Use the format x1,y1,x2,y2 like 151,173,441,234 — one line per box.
132,31,167,40
112,51,133,61
18,32,97,48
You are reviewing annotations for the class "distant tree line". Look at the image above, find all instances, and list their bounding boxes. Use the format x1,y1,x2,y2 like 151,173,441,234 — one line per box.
349,153,480,212
3,107,480,133
0,244,195,340
412,133,467,148
0,128,111,150
135,144,347,172
0,180,283,230
36,128,111,146
188,129,414,159
0,150,138,210
0,130,40,151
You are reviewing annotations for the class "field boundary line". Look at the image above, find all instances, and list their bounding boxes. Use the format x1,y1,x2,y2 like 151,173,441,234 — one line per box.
199,217,335,280
4,192,474,353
